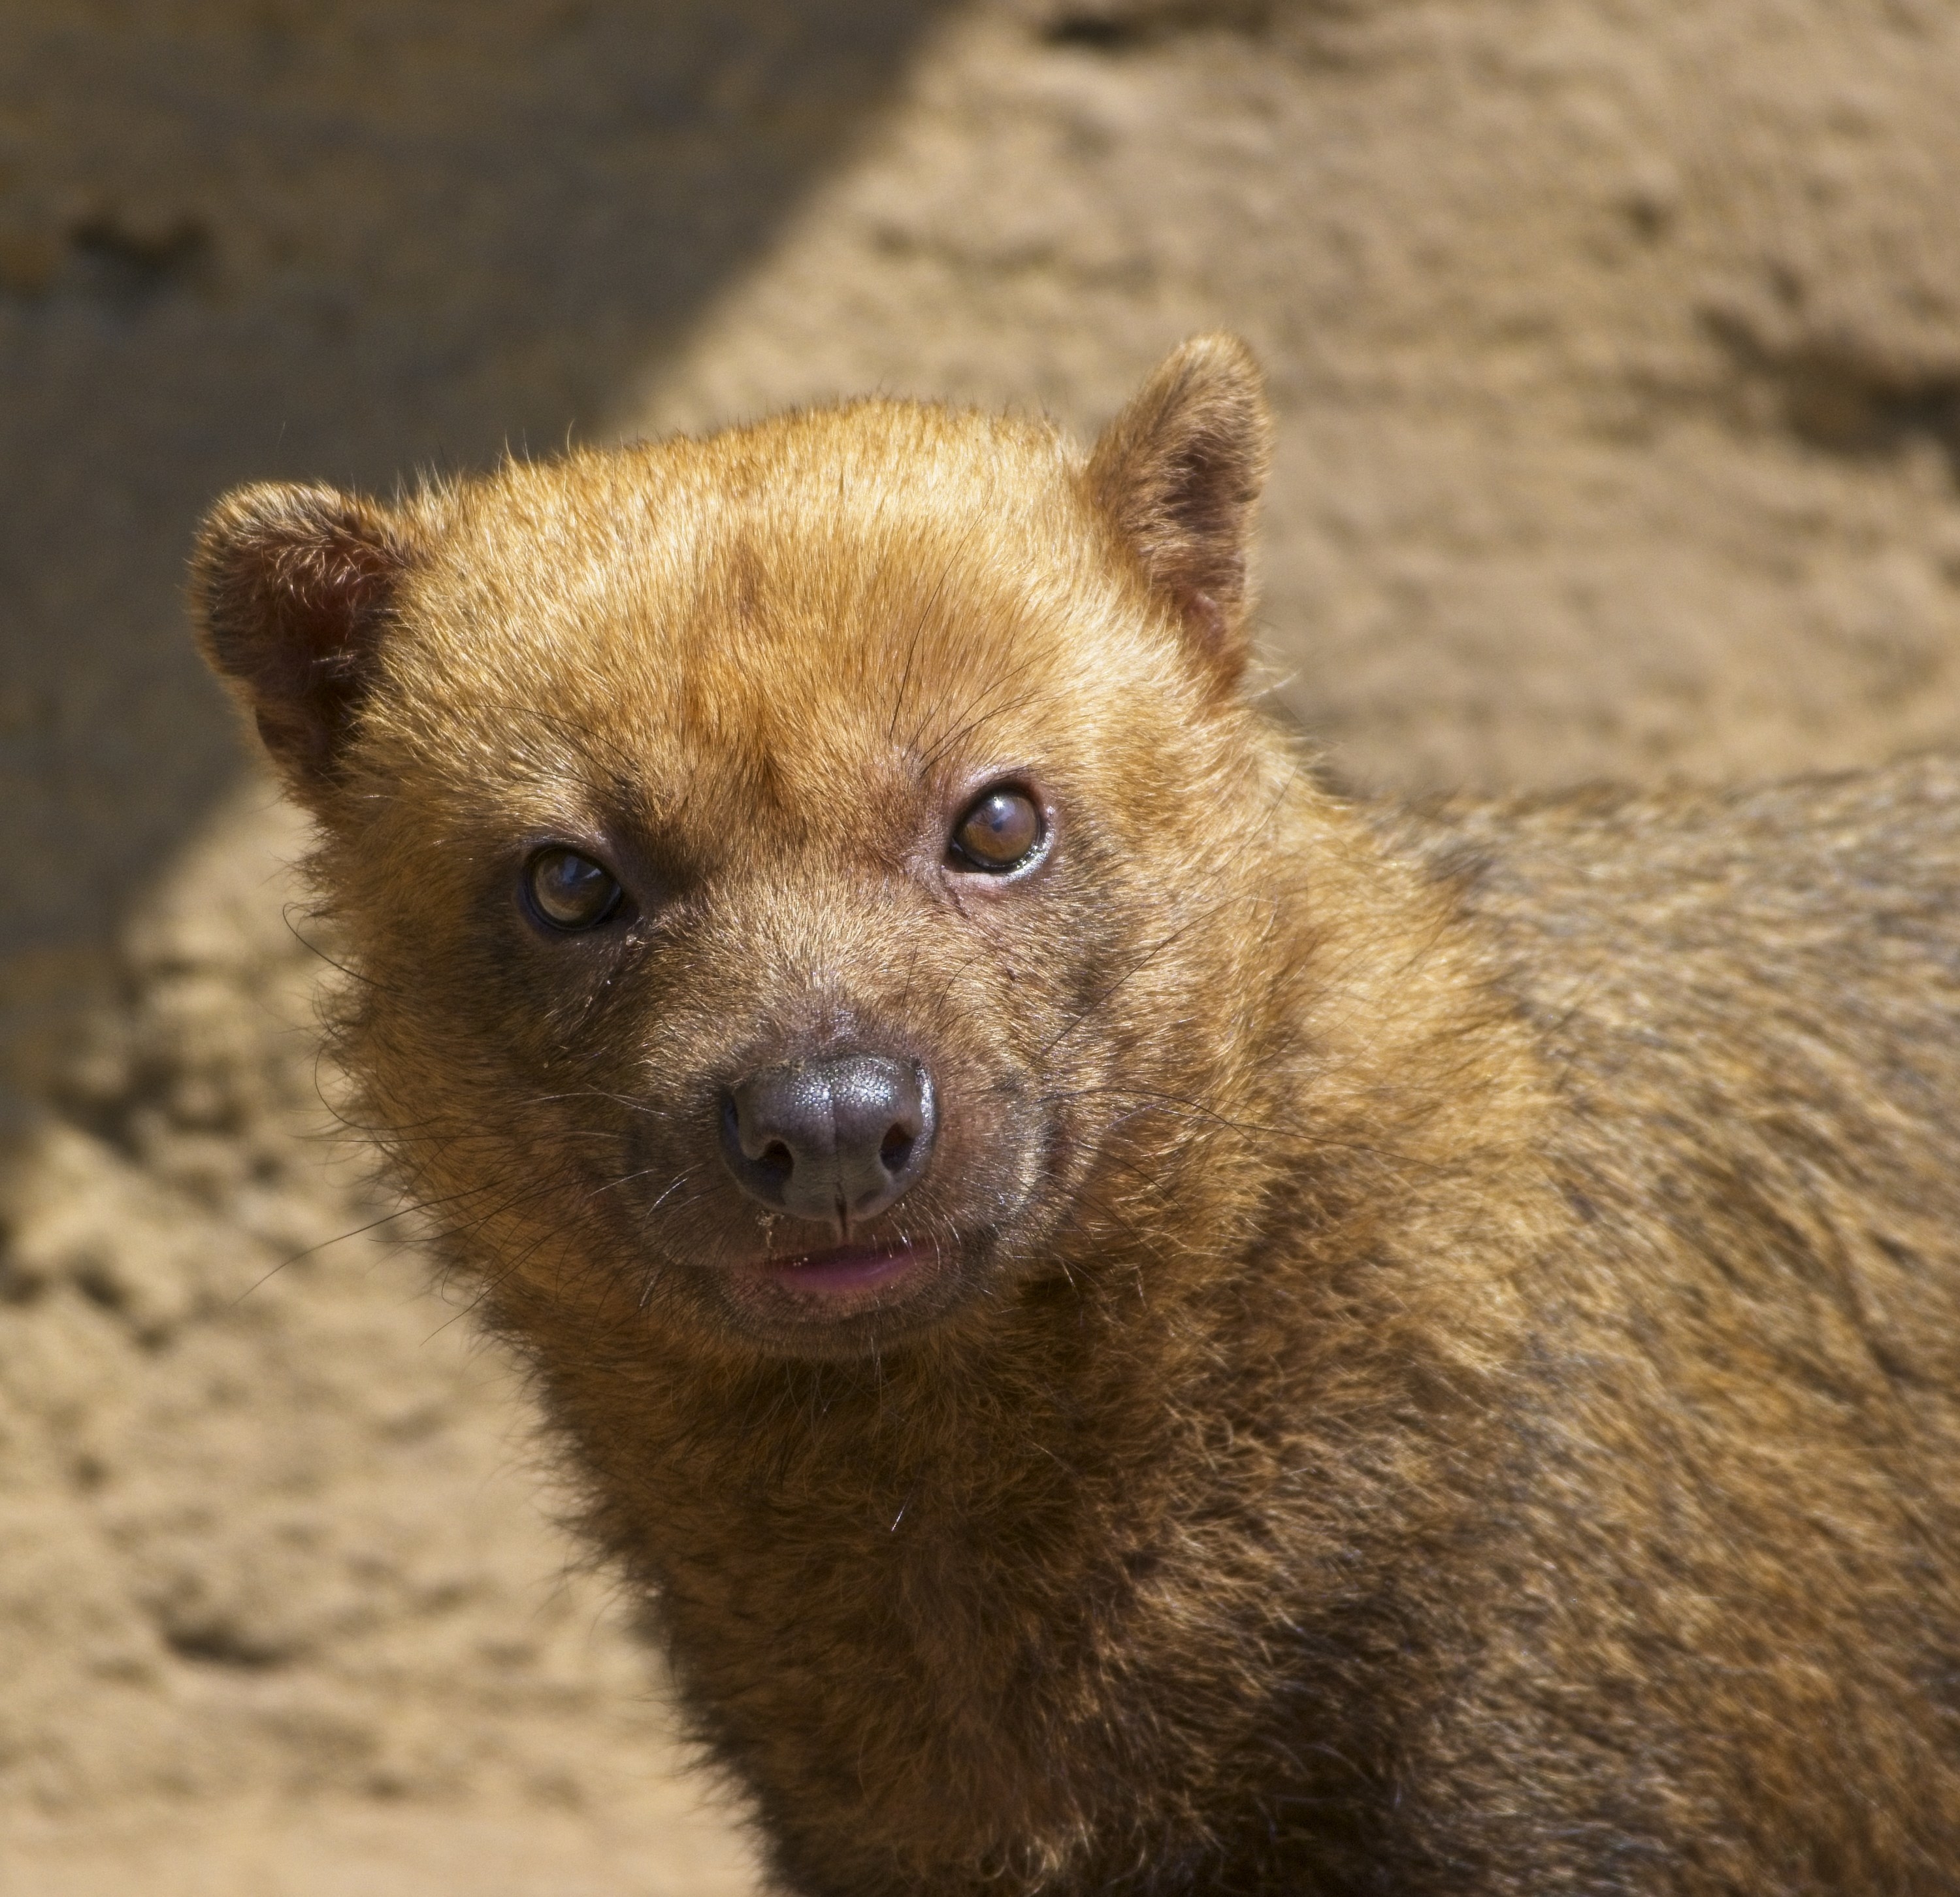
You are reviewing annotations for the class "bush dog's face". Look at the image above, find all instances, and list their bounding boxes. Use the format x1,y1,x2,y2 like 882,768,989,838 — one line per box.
195,339,1273,1361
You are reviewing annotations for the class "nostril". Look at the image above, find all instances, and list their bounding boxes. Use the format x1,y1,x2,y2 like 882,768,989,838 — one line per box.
760,1140,794,1181
879,1124,915,1175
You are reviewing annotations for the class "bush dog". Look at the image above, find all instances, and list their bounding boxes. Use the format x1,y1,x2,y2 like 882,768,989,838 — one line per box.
192,338,1960,1894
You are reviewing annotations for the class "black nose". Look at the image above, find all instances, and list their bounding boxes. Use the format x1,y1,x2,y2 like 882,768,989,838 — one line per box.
720,1053,936,1227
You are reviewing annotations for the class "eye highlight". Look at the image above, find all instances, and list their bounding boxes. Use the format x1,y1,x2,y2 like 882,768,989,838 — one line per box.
525,848,624,931
949,785,1045,874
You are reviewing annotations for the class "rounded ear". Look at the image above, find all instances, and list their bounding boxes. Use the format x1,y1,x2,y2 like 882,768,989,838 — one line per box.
191,482,417,799
1086,333,1273,686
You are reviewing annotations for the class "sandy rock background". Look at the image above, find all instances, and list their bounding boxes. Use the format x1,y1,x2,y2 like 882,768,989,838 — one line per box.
3,1,1959,1888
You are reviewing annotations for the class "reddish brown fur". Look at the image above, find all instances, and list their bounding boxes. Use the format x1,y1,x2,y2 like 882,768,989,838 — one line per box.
193,339,1960,1894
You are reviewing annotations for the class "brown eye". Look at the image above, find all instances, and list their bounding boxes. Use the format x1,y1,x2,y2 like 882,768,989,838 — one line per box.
525,848,623,930
950,785,1043,873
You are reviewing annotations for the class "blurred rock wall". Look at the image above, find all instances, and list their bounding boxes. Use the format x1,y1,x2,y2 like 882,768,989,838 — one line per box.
4,2,1959,1890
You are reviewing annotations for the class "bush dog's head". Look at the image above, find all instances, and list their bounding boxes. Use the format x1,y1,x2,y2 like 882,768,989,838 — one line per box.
194,338,1299,1364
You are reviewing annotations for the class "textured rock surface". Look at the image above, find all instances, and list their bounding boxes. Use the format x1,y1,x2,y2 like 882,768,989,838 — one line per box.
5,1,1960,1887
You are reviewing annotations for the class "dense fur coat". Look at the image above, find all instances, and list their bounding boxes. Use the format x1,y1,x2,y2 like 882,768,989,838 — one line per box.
193,339,1960,1894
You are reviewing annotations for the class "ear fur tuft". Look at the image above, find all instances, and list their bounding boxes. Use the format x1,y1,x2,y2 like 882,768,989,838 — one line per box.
1086,334,1273,684
191,482,416,796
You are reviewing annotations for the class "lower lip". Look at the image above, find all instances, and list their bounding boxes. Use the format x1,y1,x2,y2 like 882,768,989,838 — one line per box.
760,1239,924,1296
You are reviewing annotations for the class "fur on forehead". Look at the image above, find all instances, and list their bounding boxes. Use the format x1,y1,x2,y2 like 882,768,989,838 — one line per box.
193,336,1270,813
368,401,1195,802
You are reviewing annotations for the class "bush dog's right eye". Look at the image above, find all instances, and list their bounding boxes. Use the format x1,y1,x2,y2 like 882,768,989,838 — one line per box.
525,848,623,930
950,785,1044,872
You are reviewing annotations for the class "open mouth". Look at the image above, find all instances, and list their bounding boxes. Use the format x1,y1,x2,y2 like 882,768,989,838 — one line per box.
694,1229,992,1357
756,1237,928,1296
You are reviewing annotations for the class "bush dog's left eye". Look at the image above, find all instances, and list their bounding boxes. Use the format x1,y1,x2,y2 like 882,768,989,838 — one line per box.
525,848,624,929
950,785,1044,873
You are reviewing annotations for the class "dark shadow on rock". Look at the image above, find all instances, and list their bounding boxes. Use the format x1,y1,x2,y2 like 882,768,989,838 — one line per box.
1701,304,1960,485
0,0,953,964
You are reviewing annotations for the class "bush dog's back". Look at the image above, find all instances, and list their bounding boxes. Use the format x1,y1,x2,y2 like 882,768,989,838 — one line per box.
192,338,1960,1894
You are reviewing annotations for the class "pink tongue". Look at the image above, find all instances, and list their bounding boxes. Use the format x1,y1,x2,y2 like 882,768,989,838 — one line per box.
772,1241,916,1292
